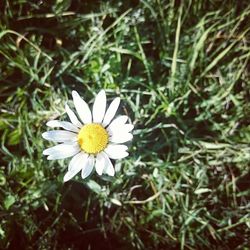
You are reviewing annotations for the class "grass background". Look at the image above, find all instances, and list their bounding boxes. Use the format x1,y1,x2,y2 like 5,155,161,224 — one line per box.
0,0,250,249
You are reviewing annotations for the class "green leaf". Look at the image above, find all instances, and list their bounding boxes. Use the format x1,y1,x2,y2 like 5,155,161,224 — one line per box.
194,188,212,195
7,129,21,145
4,195,15,210
85,180,102,194
110,198,122,206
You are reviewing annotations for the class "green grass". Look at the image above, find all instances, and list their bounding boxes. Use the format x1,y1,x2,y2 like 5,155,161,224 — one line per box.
0,0,250,249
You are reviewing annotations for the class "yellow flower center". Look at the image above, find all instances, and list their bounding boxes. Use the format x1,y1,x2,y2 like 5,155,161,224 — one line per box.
78,123,109,154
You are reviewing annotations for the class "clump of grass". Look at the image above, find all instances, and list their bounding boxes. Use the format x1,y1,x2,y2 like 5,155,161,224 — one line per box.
0,0,250,249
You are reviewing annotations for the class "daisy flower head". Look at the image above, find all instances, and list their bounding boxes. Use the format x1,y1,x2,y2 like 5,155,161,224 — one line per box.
42,90,133,182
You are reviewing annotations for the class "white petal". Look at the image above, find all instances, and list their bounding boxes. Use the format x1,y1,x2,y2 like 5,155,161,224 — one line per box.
68,151,88,172
81,155,94,179
122,124,134,132
102,97,120,127
45,144,80,160
104,144,129,159
72,90,92,124
63,171,76,182
95,152,106,175
107,115,128,134
42,130,77,142
46,120,79,133
65,103,82,128
102,152,115,176
47,151,79,160
110,133,133,143
63,152,88,182
63,168,81,182
108,123,134,136
93,90,106,123
43,142,78,155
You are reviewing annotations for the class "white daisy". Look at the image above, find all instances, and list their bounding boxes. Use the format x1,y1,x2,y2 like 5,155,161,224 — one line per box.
42,90,133,182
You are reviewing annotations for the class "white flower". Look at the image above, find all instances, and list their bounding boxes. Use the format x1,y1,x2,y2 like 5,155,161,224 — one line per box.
42,90,133,182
